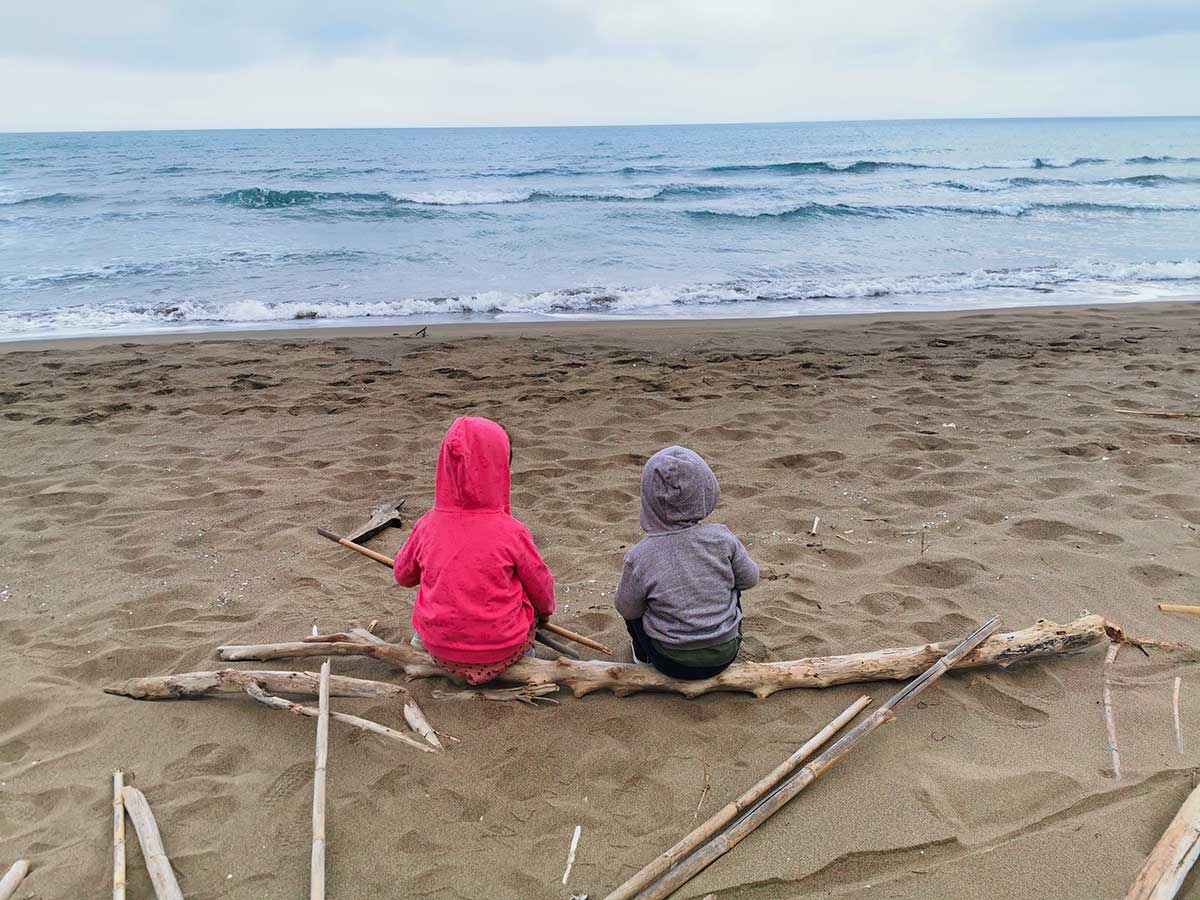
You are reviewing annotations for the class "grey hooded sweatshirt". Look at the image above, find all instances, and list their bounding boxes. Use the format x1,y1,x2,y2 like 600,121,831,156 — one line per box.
614,446,759,649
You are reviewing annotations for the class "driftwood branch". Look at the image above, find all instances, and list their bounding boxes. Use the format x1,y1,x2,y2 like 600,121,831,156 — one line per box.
311,661,330,900
122,787,183,900
1173,677,1183,755
105,669,405,701
0,861,29,900
113,771,126,900
242,683,436,753
220,615,1124,699
1125,780,1200,899
431,684,561,705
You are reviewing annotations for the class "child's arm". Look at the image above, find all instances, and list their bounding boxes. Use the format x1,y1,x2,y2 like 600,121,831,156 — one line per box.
614,556,649,620
393,525,422,588
731,538,760,591
514,526,555,621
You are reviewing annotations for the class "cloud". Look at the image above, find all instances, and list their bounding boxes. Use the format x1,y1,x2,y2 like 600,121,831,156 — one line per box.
1,1,1196,130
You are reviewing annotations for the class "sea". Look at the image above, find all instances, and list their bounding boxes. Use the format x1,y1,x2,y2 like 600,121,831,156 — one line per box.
2,117,1199,340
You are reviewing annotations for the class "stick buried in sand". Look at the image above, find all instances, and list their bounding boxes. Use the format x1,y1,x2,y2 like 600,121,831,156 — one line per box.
122,787,184,900
1173,677,1183,755
1124,780,1200,900
0,861,29,900
611,617,1002,900
315,527,612,655
1159,604,1200,615
113,771,126,900
311,659,330,900
601,695,870,900
1104,642,1122,781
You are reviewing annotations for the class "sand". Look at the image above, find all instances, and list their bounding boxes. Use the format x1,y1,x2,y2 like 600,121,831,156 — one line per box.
1,301,1199,899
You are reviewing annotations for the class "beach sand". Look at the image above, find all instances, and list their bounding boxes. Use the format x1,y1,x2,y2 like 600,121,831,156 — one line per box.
2,301,1199,899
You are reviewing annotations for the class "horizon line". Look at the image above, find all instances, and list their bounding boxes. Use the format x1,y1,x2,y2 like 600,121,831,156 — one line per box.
3,113,1198,137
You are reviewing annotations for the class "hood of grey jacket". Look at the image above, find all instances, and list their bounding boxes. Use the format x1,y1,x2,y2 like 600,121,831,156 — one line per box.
639,445,720,533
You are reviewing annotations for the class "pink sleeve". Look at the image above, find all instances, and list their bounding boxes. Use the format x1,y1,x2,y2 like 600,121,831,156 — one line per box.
514,525,555,619
393,525,421,588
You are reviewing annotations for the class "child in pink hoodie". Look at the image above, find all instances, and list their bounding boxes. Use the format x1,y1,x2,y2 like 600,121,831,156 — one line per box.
394,417,555,684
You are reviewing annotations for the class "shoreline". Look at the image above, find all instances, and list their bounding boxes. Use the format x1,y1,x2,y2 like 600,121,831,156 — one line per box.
3,296,1197,353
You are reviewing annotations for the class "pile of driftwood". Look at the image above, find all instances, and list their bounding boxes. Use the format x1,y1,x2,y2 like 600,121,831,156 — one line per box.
103,610,1200,899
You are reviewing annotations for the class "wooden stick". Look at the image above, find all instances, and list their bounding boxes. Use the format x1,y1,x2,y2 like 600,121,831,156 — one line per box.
317,526,395,566
1116,408,1200,420
1159,604,1200,615
1124,781,1200,899
403,700,444,751
311,660,330,900
106,668,406,701
220,614,1120,699
630,617,1002,900
601,695,870,900
431,684,560,705
542,622,612,656
317,527,611,654
242,683,436,753
122,788,183,900
1104,642,1122,781
0,861,29,900
562,825,582,886
113,770,126,900
1173,677,1183,755
533,630,583,660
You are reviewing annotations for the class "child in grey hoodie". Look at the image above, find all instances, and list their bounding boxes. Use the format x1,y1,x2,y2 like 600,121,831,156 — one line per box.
615,446,759,679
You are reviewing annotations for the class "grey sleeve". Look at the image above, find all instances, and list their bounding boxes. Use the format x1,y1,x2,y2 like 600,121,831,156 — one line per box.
614,553,648,620
730,537,760,590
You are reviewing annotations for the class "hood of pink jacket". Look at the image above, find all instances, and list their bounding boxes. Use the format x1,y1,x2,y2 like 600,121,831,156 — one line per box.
434,416,511,513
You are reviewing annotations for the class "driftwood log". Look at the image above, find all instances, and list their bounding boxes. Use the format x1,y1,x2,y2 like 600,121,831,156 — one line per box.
1125,780,1200,899
105,669,406,701
219,615,1122,699
122,787,183,900
0,861,29,900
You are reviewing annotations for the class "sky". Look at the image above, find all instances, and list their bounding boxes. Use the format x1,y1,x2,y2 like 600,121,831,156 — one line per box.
1,0,1197,132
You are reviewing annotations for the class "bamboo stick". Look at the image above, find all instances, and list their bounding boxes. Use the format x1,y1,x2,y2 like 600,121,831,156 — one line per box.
629,617,1002,900
113,770,126,900
1124,781,1200,899
1159,604,1200,615
106,668,406,700
241,683,436,753
219,614,1118,699
602,694,871,900
311,660,330,900
1104,642,1122,781
316,527,610,654
121,788,183,900
1173,677,1183,755
0,861,29,900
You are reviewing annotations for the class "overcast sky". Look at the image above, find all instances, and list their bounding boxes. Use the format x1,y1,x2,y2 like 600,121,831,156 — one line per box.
2,0,1197,132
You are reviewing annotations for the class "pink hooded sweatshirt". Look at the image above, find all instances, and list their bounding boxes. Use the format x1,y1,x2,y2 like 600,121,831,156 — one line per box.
394,417,555,663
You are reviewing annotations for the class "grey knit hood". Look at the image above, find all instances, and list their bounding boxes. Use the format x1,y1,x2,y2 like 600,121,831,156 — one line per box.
639,446,720,533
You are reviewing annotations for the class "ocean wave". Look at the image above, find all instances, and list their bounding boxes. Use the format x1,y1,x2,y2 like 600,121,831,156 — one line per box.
1032,157,1106,168
1126,155,1200,164
4,259,1198,336
2,249,374,291
687,199,1200,221
212,188,396,208
0,192,90,206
